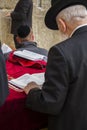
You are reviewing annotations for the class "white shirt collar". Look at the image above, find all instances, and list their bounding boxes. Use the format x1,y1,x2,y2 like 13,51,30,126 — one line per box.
70,24,87,37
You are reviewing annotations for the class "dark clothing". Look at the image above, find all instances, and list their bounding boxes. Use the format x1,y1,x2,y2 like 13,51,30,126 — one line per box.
26,26,87,130
13,35,20,49
11,0,33,48
11,0,33,34
0,47,9,106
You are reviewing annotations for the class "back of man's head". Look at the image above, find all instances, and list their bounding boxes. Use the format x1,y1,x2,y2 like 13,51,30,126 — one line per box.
57,5,87,24
56,5,87,38
45,0,87,30
17,25,30,38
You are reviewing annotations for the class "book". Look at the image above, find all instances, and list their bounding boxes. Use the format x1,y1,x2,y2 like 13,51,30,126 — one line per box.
13,50,47,61
8,73,45,89
1,43,12,54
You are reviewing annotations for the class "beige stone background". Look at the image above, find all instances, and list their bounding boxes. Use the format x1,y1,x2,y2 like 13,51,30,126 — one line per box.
0,0,61,50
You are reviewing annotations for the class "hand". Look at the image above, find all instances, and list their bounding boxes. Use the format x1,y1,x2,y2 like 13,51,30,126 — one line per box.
23,82,42,94
6,13,11,17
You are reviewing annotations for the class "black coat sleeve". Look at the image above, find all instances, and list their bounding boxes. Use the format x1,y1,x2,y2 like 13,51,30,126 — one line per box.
11,0,33,21
0,48,9,106
26,45,69,115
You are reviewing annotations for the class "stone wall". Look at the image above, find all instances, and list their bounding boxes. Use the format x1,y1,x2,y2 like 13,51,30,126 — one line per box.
0,0,18,9
0,0,61,50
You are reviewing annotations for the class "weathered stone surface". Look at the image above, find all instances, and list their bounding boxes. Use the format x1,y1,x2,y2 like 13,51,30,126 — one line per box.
33,0,61,50
0,0,18,9
0,9,15,49
0,0,61,50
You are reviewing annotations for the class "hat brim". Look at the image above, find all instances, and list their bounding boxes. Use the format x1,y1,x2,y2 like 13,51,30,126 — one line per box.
45,0,87,30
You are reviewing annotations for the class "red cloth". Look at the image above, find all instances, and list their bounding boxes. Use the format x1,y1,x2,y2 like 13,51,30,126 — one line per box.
6,60,46,78
0,59,47,130
8,51,47,69
0,88,47,130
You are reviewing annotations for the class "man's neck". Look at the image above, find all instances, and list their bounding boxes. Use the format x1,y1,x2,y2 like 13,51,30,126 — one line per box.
69,24,87,37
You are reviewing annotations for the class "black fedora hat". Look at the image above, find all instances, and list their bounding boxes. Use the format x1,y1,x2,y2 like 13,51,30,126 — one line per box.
45,0,87,30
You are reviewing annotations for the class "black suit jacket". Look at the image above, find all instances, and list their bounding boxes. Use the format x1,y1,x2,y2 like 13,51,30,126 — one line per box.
26,26,87,130
11,0,33,34
0,48,9,106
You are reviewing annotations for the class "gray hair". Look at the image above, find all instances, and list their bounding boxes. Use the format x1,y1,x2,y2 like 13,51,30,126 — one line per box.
56,5,87,23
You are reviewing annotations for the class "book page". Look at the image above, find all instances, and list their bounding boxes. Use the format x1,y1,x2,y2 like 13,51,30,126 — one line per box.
30,73,45,85
14,50,47,61
1,43,12,54
9,73,45,89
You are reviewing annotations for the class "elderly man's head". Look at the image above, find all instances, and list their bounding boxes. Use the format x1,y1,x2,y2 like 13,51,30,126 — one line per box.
45,0,87,39
56,5,87,38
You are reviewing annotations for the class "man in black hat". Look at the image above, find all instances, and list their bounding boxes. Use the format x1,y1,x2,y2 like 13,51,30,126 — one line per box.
15,25,48,56
6,0,33,49
23,0,87,130
4,25,48,60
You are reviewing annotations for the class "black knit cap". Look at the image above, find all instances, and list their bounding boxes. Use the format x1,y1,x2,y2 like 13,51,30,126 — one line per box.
17,25,30,38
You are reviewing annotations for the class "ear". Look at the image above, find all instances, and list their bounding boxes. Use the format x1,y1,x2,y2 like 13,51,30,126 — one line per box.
29,31,34,41
16,36,22,43
58,18,67,33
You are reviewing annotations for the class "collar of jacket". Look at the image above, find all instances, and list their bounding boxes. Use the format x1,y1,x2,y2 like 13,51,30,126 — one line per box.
71,25,87,37
21,41,37,47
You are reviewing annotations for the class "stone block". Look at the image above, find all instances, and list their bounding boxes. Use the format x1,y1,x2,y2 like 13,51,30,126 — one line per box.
0,0,18,9
0,9,15,49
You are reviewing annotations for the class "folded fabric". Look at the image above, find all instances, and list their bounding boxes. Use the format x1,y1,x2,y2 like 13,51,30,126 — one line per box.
8,51,47,69
6,60,46,78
